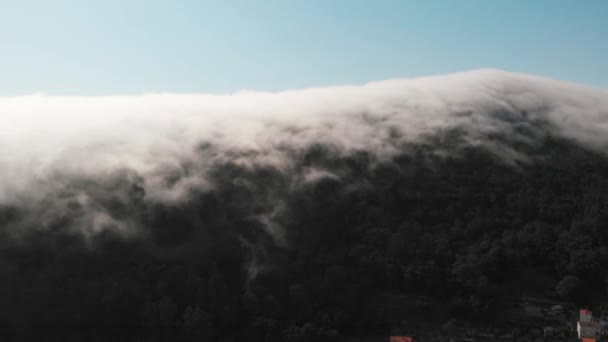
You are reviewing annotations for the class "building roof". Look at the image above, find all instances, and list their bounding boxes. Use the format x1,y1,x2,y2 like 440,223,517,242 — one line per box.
390,336,413,342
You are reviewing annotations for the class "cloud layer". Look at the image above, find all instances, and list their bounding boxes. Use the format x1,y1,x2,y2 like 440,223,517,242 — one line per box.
1,69,607,242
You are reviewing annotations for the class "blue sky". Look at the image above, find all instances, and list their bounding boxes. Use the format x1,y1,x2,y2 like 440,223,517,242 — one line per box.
1,0,607,95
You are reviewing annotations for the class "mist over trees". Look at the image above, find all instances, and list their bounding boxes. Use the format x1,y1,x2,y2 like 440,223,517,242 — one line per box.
1,71,608,341
1,128,608,341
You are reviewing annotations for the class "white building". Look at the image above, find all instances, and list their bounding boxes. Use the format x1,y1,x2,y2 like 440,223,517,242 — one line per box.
577,309,600,340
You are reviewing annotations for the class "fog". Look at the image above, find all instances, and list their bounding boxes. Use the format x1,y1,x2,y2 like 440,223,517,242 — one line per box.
1,69,607,241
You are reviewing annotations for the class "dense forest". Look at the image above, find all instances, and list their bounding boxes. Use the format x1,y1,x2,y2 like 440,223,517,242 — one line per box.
1,124,608,341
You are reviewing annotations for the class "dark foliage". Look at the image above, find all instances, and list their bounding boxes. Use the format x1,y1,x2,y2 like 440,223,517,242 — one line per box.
1,131,608,341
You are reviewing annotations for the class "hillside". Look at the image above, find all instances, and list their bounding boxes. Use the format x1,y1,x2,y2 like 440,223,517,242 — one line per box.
1,70,608,341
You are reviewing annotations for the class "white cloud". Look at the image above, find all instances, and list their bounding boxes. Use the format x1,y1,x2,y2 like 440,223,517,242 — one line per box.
0,69,607,205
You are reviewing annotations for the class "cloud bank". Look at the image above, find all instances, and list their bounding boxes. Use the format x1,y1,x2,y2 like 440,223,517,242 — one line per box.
1,69,607,243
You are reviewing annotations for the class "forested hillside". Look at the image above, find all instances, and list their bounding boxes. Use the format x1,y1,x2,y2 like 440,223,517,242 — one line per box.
2,70,608,341
2,129,608,341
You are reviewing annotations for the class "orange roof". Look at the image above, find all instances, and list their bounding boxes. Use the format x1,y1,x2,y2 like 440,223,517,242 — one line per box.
390,337,413,342
582,338,596,342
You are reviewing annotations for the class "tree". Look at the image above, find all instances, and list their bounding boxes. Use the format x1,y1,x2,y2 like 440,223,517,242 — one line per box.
556,275,581,299
177,306,215,341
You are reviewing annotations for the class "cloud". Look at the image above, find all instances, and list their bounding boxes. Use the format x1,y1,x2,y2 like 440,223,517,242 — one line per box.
1,69,607,245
